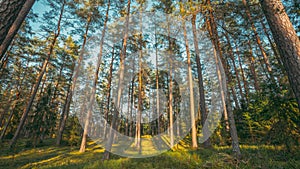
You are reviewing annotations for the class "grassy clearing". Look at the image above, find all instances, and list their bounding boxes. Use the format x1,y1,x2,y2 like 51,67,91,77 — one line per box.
0,139,299,169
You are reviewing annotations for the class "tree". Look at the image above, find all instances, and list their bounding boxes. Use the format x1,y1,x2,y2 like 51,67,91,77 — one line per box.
205,0,241,158
191,13,211,148
79,0,111,153
0,0,36,59
260,0,300,110
103,0,131,160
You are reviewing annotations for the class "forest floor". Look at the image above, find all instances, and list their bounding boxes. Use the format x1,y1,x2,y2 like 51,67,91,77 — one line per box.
0,138,299,169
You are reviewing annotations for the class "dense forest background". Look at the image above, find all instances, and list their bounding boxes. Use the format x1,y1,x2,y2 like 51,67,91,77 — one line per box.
0,0,299,168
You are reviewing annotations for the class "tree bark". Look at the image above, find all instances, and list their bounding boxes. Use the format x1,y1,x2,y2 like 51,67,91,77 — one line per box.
260,0,300,110
0,0,36,59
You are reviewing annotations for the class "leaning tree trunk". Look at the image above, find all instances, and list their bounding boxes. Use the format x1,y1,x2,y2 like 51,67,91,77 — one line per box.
234,40,249,103
0,0,36,59
79,1,110,153
0,0,26,44
191,14,211,147
206,0,241,158
260,0,300,110
242,0,274,82
223,32,245,103
9,0,66,148
56,14,92,146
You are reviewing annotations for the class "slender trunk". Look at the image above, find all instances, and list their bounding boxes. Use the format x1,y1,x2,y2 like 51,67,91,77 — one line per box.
205,14,229,131
223,32,245,103
135,61,142,150
79,1,110,153
56,14,92,146
191,14,211,147
125,84,130,136
154,20,160,135
231,86,240,110
242,0,274,82
206,0,241,158
129,58,136,137
247,41,261,92
260,0,300,110
135,4,144,150
56,81,72,145
168,65,174,148
9,0,65,148
234,40,249,102
0,0,36,58
103,0,131,160
260,19,283,67
0,98,18,141
183,20,198,149
104,46,115,138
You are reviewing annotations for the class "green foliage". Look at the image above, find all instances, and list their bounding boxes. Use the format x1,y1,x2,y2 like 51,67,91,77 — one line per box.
63,116,83,146
236,84,300,149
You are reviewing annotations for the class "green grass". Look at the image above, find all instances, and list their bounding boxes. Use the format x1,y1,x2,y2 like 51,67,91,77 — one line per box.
0,139,299,169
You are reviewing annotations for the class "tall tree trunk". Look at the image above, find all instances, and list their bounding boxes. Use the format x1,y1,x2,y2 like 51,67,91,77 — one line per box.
183,20,198,149
168,64,174,148
260,0,300,110
129,57,136,137
102,0,131,160
206,0,241,158
104,47,115,138
56,14,92,146
9,0,66,148
135,45,142,150
191,14,211,147
135,6,144,150
0,0,36,59
79,1,110,153
154,20,160,135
